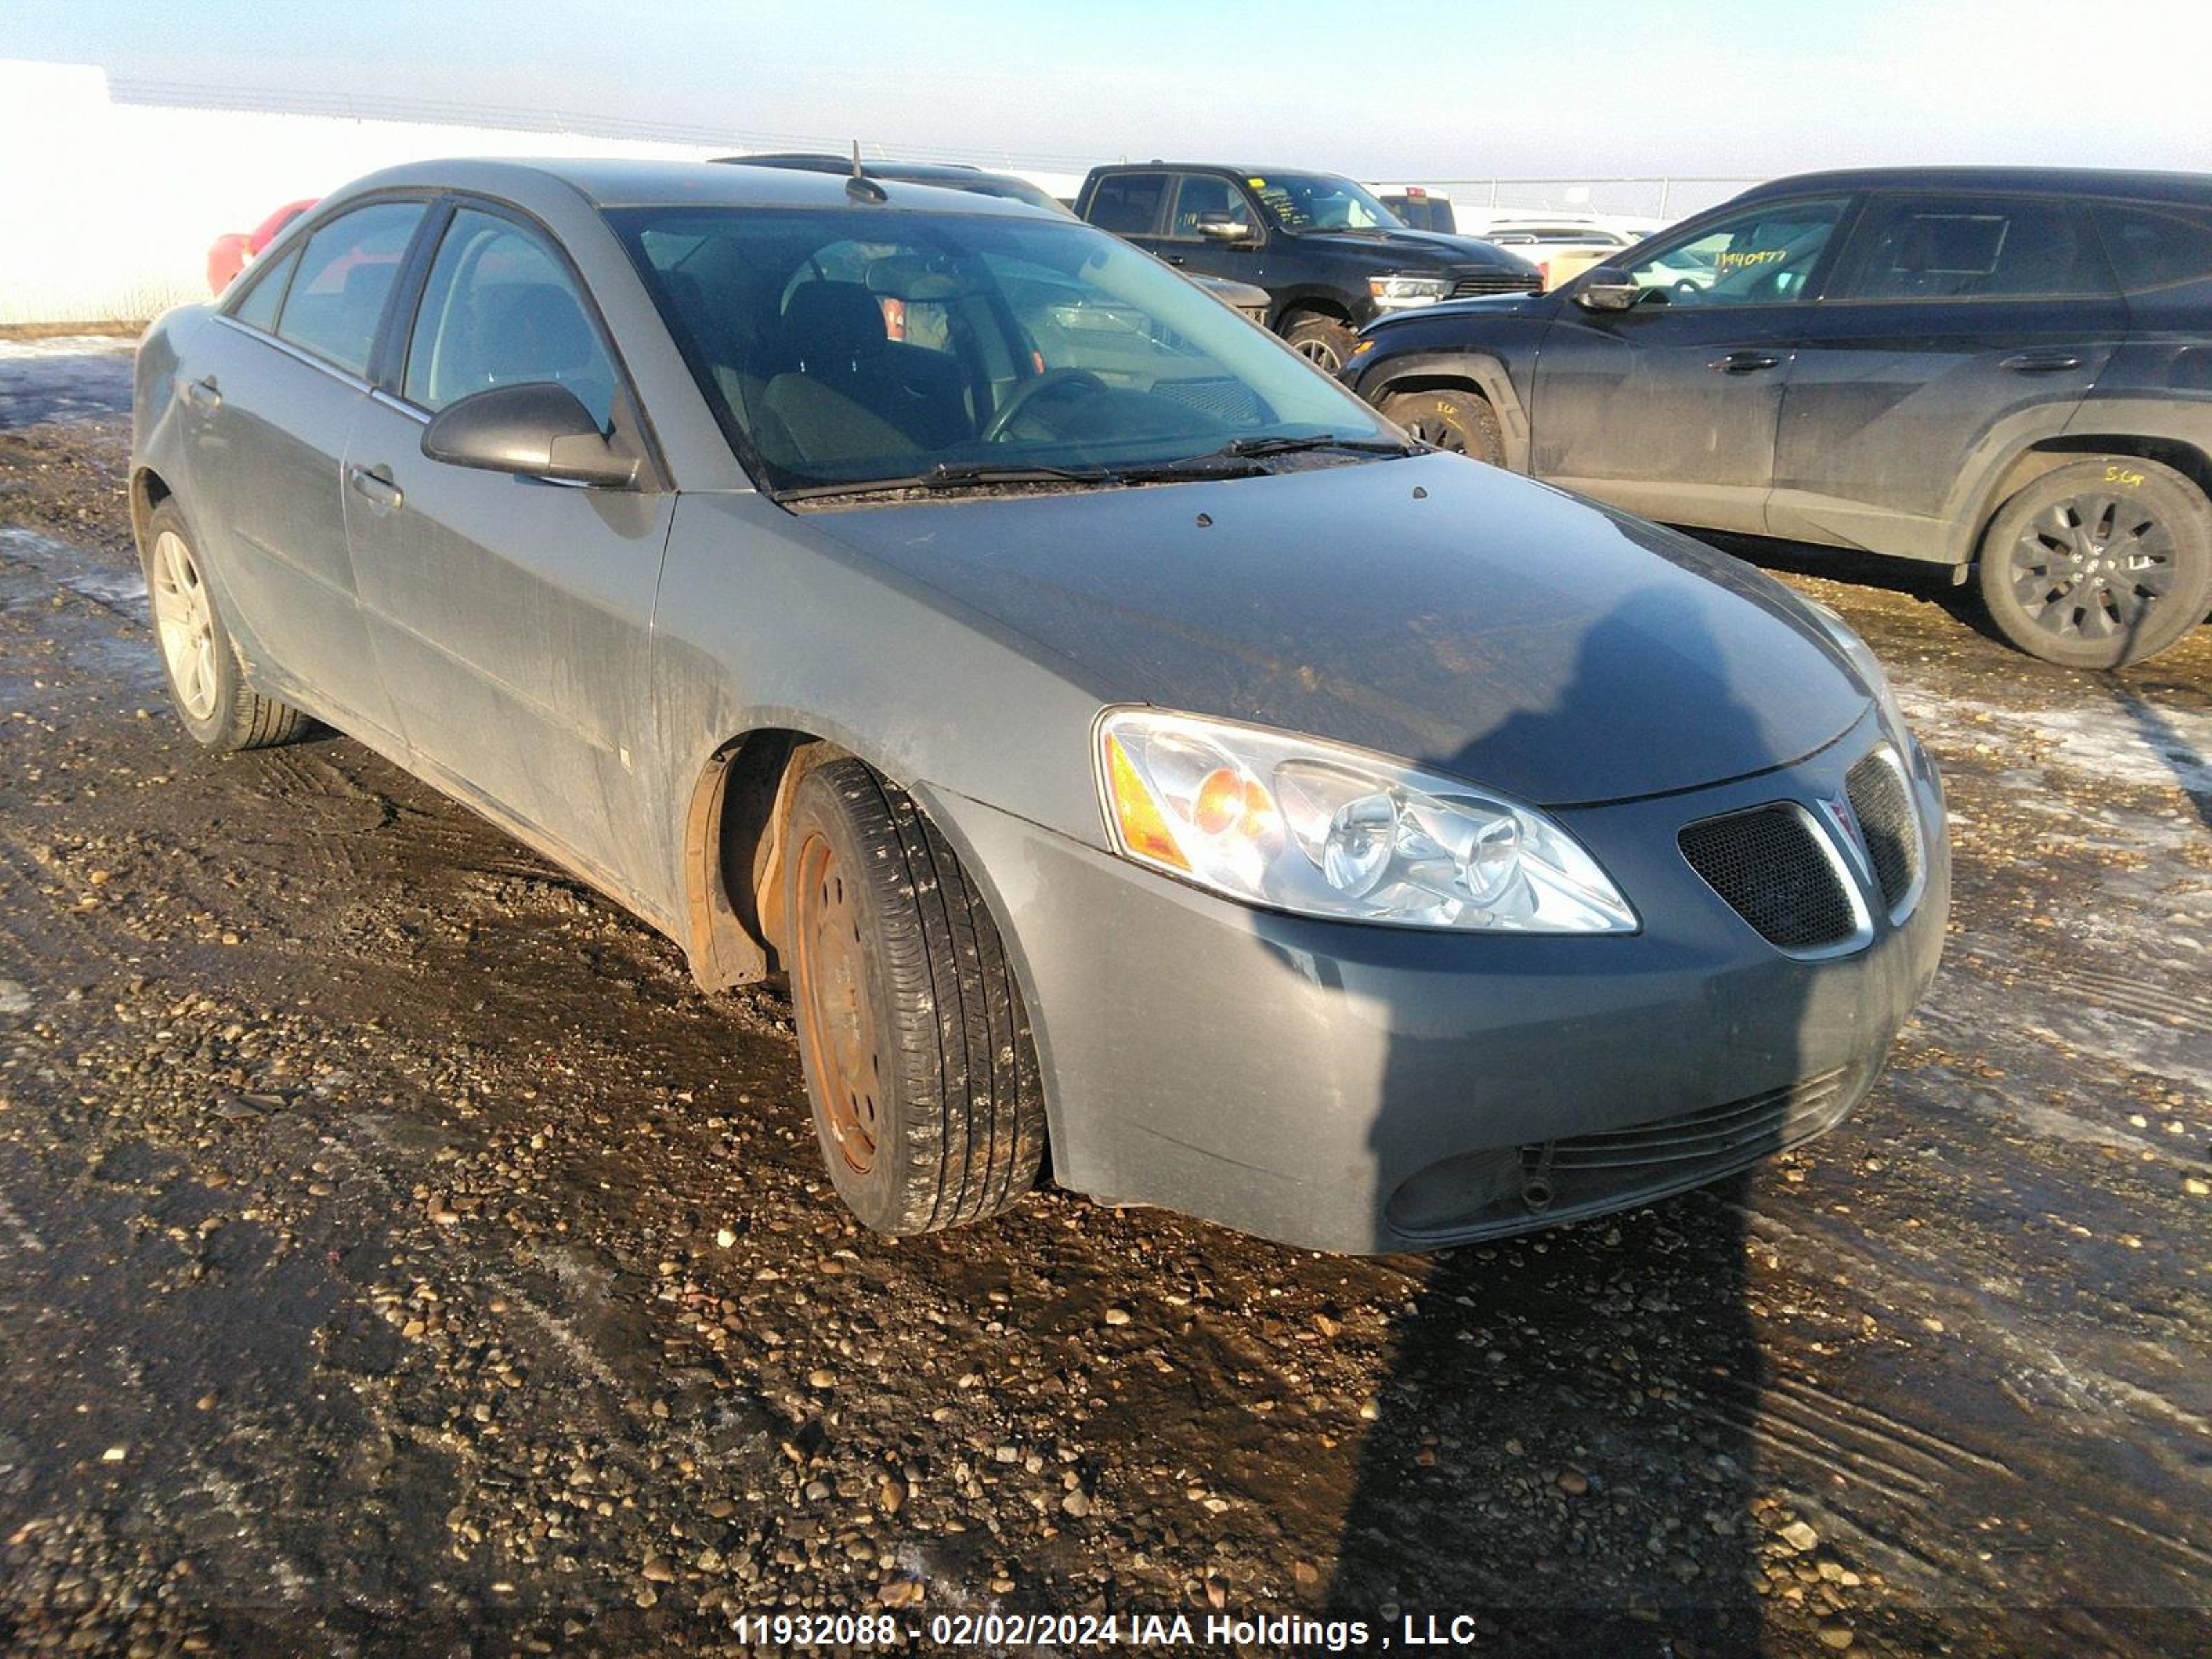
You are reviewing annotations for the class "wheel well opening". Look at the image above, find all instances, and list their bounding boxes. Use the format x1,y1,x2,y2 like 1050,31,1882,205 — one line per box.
1375,373,1493,404
682,729,836,992
131,468,173,552
1280,300,1352,328
1978,435,2212,548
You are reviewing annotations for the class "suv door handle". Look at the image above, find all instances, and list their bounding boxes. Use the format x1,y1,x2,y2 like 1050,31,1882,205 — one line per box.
180,375,221,411
1708,351,1782,373
347,465,403,512
1161,253,1187,266
2000,350,2083,373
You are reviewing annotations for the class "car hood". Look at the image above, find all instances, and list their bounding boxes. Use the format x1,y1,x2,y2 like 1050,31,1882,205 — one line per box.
1297,227,1538,274
800,455,1871,807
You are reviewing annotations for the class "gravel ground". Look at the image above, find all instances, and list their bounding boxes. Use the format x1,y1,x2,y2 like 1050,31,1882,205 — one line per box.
0,355,2209,1657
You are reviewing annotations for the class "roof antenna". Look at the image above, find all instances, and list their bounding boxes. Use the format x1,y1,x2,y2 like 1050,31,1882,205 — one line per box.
846,140,887,204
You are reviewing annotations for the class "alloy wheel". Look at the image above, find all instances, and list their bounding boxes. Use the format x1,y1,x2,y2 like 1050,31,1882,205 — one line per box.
2009,493,2177,645
149,529,219,721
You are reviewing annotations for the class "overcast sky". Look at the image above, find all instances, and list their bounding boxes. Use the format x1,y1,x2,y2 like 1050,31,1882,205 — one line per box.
10,0,2211,180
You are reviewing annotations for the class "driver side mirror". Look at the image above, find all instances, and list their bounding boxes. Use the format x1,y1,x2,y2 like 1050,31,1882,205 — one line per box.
1196,211,1256,245
422,382,639,489
1574,265,1644,312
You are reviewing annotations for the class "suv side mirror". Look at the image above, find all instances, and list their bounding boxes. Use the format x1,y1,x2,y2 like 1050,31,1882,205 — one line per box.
1196,211,1255,244
1574,266,1644,313
422,382,639,489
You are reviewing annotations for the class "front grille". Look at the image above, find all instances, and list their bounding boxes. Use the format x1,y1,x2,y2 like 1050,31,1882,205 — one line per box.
1152,375,1264,426
1386,1065,1868,1241
1846,749,1919,912
1679,806,1858,953
1450,272,1543,297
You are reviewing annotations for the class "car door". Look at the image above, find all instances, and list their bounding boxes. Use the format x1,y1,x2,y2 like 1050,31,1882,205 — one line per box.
182,198,429,748
1770,192,2128,561
1529,194,1855,533
1156,172,1263,285
345,201,675,907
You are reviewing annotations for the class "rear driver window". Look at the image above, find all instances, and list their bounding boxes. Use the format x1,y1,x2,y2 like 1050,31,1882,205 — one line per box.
1088,173,1170,236
1832,196,2112,301
2092,202,2212,293
274,202,427,376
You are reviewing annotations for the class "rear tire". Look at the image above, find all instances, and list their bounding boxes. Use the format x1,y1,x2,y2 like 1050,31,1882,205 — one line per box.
1381,388,1506,467
1284,313,1358,375
784,759,1046,1235
141,500,310,751
1976,458,2212,668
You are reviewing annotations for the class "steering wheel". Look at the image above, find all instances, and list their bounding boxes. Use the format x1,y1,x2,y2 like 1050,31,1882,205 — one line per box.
981,368,1109,443
1671,276,1704,299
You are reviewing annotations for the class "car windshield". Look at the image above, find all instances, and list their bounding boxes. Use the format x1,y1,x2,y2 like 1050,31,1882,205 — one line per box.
1246,173,1404,234
609,205,1397,497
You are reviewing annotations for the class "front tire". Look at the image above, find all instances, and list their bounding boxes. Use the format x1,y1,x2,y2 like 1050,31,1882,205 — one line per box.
1380,388,1506,467
1284,313,1358,375
784,759,1045,1235
1976,458,2212,668
142,500,310,751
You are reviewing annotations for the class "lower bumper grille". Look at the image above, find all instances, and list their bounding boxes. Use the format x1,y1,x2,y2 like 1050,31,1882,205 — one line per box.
1386,1064,1868,1241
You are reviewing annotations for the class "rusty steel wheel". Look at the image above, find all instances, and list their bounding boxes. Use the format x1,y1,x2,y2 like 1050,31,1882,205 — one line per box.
793,828,883,1177
782,758,1047,1235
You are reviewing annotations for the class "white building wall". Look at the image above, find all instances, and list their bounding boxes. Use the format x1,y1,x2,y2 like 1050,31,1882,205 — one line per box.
0,60,724,325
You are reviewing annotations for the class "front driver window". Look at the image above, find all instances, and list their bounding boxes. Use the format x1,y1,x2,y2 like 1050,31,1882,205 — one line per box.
1619,197,1851,307
403,209,620,428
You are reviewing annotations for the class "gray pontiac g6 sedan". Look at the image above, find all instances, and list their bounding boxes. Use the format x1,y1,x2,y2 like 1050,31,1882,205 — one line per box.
130,160,1949,1253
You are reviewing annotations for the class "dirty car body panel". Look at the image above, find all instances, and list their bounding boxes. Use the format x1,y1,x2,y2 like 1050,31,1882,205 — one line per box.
133,158,1948,1253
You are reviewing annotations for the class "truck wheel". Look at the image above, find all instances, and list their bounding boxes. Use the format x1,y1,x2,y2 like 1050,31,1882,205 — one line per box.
142,500,310,751
1284,314,1358,374
1381,389,1506,467
784,758,1046,1235
1976,458,2212,668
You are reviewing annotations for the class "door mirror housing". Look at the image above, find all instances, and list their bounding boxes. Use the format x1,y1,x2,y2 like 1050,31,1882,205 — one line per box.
1574,266,1644,312
421,382,639,489
1195,211,1256,244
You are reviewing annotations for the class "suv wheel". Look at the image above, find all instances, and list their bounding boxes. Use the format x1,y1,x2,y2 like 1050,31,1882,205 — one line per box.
1284,314,1358,374
1381,389,1506,467
1976,458,2212,668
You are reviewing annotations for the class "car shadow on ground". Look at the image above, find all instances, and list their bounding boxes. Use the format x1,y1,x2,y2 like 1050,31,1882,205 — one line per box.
1324,574,1837,1654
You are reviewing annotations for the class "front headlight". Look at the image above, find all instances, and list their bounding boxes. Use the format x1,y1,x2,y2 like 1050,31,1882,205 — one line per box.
1368,273,1452,306
1804,601,1901,721
1096,709,1637,933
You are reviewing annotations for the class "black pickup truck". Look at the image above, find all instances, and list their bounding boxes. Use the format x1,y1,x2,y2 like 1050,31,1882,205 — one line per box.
1074,164,1539,371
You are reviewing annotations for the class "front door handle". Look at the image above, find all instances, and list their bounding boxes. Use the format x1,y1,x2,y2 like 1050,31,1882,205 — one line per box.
1709,351,1782,373
1162,254,1187,266
180,375,221,411
347,465,403,512
2000,350,2083,373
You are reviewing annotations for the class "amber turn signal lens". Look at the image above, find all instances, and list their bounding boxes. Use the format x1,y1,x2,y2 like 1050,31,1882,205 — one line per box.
1105,733,1189,870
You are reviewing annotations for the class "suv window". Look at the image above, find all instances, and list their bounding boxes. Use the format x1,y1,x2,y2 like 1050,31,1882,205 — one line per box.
274,201,427,376
1089,173,1170,236
403,209,620,428
1617,197,1850,308
1167,175,1245,240
2092,201,2212,293
1830,195,2112,301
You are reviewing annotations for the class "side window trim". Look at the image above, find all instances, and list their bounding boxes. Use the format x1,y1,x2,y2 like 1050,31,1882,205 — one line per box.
220,242,304,332
391,193,671,489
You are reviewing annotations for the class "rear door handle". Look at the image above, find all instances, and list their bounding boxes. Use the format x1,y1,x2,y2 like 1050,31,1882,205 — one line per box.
2000,350,2083,373
1709,351,1782,373
347,465,402,512
180,375,221,411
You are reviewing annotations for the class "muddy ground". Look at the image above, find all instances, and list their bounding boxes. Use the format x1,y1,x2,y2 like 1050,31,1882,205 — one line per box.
0,341,2208,1658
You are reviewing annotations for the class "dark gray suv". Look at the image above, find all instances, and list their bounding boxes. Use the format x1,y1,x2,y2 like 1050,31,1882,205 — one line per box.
1345,167,2212,668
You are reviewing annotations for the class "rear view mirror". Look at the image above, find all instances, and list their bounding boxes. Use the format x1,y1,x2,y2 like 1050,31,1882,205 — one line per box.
1574,266,1644,312
422,382,639,489
1196,212,1255,244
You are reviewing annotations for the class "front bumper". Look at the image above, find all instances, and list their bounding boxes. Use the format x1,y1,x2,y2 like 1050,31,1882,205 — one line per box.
919,709,1948,1254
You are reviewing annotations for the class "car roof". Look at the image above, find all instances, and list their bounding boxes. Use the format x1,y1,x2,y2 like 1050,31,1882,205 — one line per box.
330,156,1051,217
1096,162,1347,178
1738,165,2212,205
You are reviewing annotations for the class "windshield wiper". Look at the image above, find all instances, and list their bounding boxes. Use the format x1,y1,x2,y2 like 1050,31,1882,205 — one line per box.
1212,433,1421,460
774,460,1118,503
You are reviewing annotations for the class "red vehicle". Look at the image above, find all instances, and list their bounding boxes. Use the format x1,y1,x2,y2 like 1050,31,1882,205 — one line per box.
205,198,317,294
